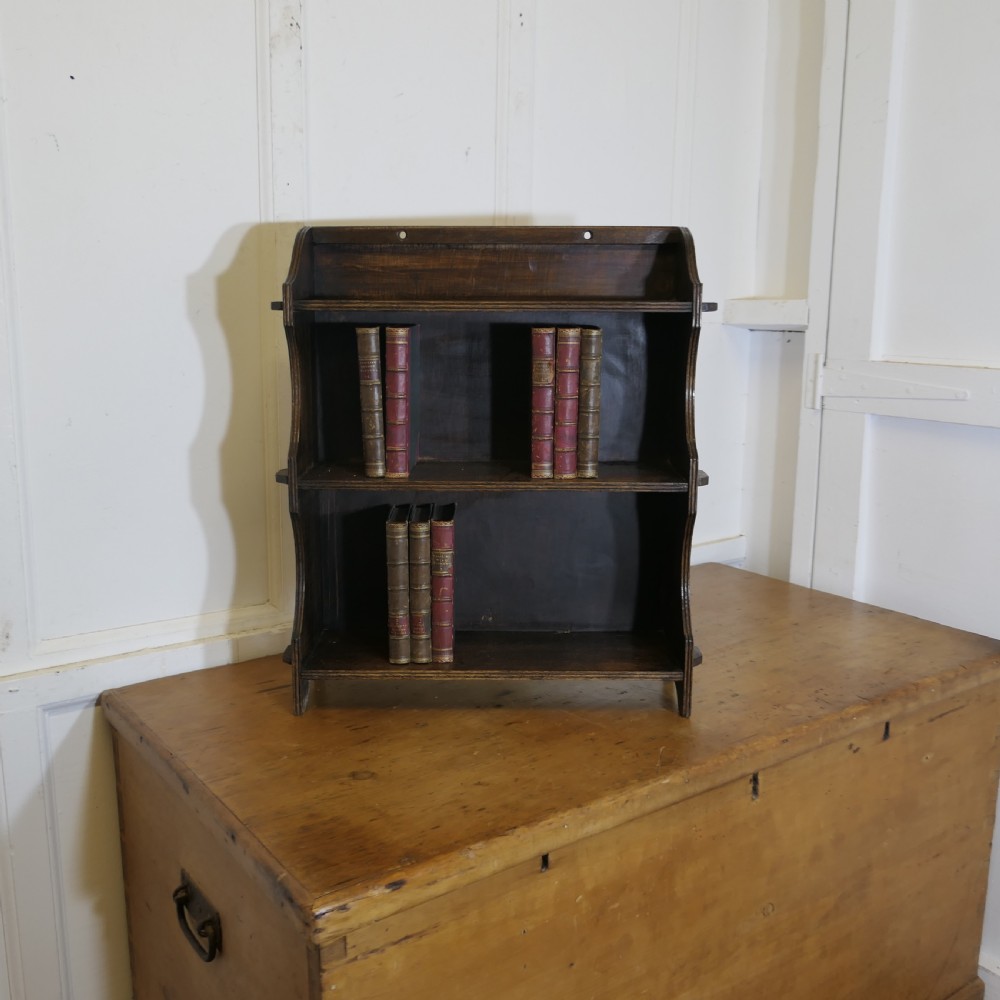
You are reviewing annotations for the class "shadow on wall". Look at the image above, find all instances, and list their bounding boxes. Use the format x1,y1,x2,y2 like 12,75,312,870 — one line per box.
59,705,131,999
186,222,303,646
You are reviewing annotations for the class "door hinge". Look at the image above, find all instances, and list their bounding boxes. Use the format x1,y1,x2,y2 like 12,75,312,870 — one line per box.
807,356,971,410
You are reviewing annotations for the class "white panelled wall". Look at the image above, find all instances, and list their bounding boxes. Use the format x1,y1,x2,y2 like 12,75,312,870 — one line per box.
794,2,1000,994
0,1,997,997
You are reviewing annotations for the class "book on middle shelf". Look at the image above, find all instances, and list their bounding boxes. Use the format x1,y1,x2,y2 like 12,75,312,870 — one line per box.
554,327,582,479
385,324,419,478
530,326,556,478
356,325,386,477
577,326,603,477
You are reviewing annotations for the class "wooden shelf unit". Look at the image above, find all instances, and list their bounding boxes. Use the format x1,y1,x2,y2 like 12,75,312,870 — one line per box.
279,226,705,714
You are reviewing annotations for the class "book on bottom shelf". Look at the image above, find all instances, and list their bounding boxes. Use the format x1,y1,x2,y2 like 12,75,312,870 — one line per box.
385,504,412,664
530,326,556,478
356,325,386,477
408,504,433,664
577,326,602,478
430,503,456,664
554,327,582,479
384,324,419,478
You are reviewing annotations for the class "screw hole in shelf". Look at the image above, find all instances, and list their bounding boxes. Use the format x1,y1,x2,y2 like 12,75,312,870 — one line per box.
398,230,407,240
582,230,592,240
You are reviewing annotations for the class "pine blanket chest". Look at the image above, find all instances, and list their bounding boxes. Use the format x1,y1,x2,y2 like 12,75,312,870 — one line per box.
103,564,1000,999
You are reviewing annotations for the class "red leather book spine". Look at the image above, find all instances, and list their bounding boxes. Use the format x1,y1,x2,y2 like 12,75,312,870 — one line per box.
577,326,602,478
356,325,385,477
430,503,456,664
384,325,411,478
408,504,433,664
554,327,581,479
385,504,412,664
530,326,556,478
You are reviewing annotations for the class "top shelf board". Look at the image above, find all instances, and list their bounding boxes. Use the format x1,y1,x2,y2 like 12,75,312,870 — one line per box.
289,298,696,314
283,226,703,315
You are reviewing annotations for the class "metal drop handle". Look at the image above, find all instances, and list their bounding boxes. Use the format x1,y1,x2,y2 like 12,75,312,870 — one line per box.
173,872,222,963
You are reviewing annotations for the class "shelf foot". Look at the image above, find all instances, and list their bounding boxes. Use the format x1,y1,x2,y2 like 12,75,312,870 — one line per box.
292,673,314,715
675,677,693,718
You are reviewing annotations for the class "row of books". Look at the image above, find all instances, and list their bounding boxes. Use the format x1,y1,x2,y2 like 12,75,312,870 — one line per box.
531,326,602,479
386,502,456,664
355,323,603,480
357,324,417,478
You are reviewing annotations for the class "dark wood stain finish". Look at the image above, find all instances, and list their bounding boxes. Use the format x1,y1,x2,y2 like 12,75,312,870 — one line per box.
280,226,703,714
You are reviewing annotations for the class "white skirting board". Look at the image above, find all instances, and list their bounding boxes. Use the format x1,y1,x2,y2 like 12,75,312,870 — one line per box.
692,534,747,566
982,964,1000,999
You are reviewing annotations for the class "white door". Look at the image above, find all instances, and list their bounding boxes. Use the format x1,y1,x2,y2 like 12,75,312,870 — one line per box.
792,0,1000,979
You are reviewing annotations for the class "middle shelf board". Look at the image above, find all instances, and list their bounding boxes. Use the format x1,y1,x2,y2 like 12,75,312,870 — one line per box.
277,463,708,492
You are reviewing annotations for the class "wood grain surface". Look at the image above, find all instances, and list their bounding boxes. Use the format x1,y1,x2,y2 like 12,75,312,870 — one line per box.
104,563,1000,994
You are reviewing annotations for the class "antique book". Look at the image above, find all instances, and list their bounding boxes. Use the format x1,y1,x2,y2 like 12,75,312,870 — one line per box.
355,325,385,477
430,503,456,664
553,326,582,479
408,504,434,664
577,326,603,478
385,325,417,478
530,326,556,478
385,504,412,664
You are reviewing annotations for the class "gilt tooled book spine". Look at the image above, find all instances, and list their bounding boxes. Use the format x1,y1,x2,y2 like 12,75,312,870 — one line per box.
356,325,385,477
530,326,556,478
430,503,456,664
408,504,433,664
384,325,413,478
553,327,582,479
385,504,412,664
577,326,603,478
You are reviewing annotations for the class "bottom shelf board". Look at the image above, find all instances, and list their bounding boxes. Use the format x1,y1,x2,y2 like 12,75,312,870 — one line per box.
300,630,691,681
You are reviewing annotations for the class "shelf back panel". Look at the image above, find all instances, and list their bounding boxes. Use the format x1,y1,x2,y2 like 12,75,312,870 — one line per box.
300,227,695,306
310,312,696,472
303,490,690,641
